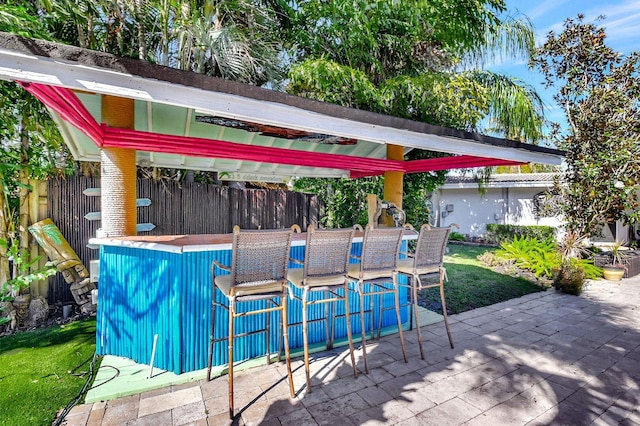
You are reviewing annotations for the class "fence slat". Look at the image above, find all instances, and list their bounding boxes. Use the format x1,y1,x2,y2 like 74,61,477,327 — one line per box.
47,177,320,305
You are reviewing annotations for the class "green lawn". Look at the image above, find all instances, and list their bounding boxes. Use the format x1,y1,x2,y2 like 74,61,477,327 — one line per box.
0,318,97,426
418,244,546,314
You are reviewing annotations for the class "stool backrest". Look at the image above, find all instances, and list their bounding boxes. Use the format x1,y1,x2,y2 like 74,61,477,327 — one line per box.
303,226,355,278
413,224,452,270
231,226,294,286
359,226,404,274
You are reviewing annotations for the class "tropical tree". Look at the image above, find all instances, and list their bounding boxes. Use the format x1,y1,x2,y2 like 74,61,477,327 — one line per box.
287,0,543,140
173,0,287,85
0,2,75,327
39,0,287,85
0,4,46,273
532,15,640,237
0,80,73,285
290,0,546,227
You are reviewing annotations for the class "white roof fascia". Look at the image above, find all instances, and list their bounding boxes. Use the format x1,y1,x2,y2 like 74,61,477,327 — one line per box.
441,181,555,190
0,47,562,166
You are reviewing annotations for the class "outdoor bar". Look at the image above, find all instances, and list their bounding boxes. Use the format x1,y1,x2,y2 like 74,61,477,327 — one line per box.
0,34,564,383
91,231,415,374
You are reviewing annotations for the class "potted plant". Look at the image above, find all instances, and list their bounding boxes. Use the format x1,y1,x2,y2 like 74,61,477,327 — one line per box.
602,240,627,281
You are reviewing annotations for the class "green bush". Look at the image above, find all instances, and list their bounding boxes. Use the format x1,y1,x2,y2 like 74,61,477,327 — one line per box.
449,231,466,241
493,236,601,284
476,251,504,267
496,236,559,278
553,259,586,295
486,224,556,245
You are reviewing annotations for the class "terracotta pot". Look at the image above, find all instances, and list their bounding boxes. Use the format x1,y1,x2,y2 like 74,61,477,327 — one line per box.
602,266,625,281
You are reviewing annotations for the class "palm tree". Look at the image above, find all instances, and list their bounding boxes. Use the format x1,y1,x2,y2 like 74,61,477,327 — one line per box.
287,0,544,142
174,1,284,85
0,2,67,291
288,0,548,228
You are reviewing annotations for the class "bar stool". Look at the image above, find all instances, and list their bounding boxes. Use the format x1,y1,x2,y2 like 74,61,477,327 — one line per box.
347,224,407,373
287,225,359,392
398,224,456,360
207,225,295,419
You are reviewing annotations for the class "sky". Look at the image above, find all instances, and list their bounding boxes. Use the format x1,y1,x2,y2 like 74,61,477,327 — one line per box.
488,0,640,137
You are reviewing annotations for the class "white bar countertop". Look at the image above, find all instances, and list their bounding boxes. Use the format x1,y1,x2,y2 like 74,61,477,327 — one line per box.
88,229,418,254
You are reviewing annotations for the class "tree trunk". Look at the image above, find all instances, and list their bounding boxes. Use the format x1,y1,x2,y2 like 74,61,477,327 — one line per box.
18,132,31,294
135,0,147,60
0,181,9,288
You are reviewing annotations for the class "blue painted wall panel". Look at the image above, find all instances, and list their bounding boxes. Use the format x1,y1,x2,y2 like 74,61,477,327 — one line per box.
97,240,410,374
97,245,182,373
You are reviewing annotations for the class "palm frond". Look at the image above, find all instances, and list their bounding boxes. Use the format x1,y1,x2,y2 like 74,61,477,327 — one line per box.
461,14,535,69
463,70,544,142
174,2,283,85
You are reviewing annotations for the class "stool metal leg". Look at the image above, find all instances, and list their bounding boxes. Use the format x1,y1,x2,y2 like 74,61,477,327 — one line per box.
302,287,312,391
393,276,408,363
325,292,332,350
358,287,369,374
413,276,425,360
369,285,375,340
228,302,235,419
207,293,217,381
277,301,283,363
265,301,271,365
281,288,295,398
440,270,454,349
376,290,384,339
343,280,358,378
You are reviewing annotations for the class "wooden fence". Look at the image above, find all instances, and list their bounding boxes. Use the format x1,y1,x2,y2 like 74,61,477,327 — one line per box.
46,175,321,305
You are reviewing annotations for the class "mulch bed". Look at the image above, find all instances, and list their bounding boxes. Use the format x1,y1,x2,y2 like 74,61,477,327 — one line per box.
1,305,94,338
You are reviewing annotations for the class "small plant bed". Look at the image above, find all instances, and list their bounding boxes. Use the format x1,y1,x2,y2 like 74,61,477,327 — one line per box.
478,235,601,296
417,244,547,315
0,318,98,426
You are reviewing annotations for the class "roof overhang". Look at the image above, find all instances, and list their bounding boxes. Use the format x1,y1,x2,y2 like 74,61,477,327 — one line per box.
442,173,558,189
0,33,564,179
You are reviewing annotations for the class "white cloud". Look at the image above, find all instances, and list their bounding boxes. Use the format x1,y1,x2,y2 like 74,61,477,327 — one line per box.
523,0,572,21
599,4,640,51
483,57,528,68
533,1,640,53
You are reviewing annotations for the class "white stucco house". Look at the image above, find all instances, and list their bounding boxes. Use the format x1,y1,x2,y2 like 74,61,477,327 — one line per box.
431,173,563,239
432,172,636,243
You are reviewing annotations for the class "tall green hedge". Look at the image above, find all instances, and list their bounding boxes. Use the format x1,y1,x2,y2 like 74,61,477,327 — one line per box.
485,224,556,245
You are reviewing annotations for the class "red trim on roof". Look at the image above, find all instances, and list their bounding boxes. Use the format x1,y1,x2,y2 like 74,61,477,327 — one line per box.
102,125,405,174
350,157,525,178
19,82,527,176
20,82,104,147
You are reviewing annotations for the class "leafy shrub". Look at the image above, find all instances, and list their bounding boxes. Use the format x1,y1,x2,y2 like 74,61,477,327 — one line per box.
490,236,601,286
580,260,602,279
496,236,560,278
449,231,466,241
486,224,556,245
0,239,56,327
553,259,586,295
477,251,503,267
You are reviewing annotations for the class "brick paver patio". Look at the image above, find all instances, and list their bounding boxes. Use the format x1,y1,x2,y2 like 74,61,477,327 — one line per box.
62,278,640,425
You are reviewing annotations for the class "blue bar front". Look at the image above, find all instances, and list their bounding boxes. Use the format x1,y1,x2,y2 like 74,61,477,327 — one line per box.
96,241,409,374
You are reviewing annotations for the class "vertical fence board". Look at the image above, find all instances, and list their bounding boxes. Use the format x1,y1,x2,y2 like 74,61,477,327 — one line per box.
47,176,101,304
46,177,320,305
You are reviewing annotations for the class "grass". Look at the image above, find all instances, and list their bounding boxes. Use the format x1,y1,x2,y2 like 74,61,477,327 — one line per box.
0,318,97,426
418,244,546,314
